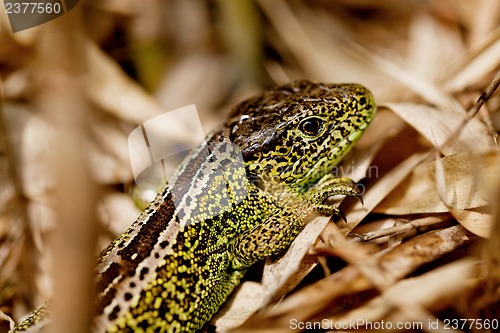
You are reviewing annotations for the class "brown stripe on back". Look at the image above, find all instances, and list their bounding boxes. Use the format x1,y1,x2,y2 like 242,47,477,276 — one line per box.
95,191,176,313
170,134,215,197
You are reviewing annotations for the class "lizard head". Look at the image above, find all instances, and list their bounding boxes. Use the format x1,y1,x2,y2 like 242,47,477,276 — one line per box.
227,80,376,193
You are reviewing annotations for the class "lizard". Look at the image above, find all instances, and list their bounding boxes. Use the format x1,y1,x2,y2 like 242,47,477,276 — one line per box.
13,80,376,332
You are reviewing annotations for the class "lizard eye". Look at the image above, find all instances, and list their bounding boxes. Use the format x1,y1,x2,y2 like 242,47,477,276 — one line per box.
298,117,324,136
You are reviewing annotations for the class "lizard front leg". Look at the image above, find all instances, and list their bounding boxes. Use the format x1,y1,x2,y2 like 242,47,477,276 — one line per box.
303,174,362,217
230,175,362,269
230,209,304,270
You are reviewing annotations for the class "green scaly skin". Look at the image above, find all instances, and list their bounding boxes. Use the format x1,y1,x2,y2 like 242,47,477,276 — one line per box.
13,80,376,332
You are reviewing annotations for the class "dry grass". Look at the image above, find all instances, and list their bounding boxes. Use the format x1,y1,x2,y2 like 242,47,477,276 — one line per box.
0,0,499,332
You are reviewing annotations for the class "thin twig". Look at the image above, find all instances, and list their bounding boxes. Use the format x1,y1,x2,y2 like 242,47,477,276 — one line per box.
354,215,453,242
438,69,500,153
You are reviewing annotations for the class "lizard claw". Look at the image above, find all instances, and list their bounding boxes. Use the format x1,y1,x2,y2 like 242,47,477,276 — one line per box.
338,209,348,223
355,191,364,205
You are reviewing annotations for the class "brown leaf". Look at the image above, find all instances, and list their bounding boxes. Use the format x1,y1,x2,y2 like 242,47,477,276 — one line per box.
377,150,500,216
385,103,492,155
